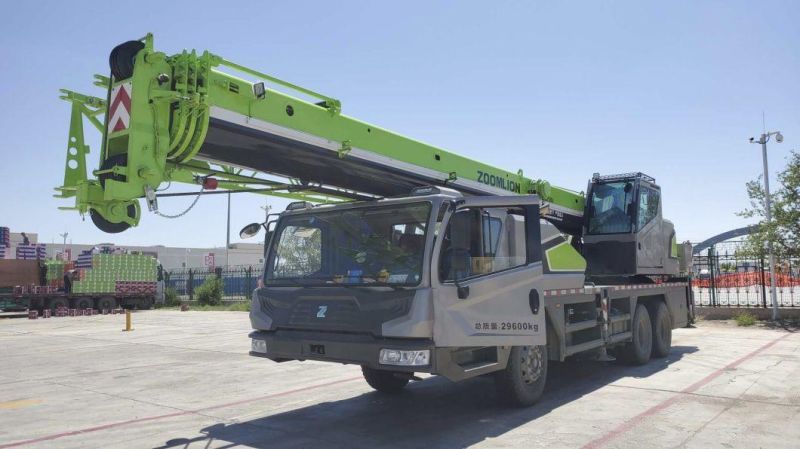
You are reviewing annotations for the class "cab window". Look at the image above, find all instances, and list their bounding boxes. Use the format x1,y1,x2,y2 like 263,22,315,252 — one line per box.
587,181,634,234
439,207,527,282
637,187,660,230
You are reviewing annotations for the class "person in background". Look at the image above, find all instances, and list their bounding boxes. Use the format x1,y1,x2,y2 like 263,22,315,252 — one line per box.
63,269,76,294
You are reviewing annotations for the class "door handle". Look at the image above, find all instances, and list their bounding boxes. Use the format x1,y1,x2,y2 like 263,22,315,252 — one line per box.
457,285,470,299
529,289,540,315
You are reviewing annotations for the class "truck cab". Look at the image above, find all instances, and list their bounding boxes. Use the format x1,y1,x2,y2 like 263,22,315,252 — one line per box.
248,187,580,401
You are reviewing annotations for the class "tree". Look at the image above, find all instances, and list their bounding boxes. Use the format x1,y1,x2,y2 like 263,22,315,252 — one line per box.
738,150,800,259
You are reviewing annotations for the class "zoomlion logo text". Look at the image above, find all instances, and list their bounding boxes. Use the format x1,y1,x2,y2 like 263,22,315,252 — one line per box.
477,170,521,193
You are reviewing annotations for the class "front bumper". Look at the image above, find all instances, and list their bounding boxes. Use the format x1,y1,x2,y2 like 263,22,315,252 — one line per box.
249,329,435,372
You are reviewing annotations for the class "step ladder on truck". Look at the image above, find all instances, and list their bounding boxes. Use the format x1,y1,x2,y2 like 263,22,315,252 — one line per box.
56,34,694,406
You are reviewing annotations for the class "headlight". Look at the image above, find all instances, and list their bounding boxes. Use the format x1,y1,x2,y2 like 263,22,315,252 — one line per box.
379,349,430,366
251,339,267,353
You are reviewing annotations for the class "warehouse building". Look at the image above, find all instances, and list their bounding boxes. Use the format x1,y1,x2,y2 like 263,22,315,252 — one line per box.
2,231,265,269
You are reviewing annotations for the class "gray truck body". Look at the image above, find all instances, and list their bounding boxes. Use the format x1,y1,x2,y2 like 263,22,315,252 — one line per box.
248,189,691,385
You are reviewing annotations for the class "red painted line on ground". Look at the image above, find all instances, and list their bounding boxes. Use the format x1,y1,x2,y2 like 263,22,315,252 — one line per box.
0,376,361,449
581,332,792,449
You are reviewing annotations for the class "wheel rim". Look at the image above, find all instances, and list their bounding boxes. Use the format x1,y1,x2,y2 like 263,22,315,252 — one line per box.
520,346,544,384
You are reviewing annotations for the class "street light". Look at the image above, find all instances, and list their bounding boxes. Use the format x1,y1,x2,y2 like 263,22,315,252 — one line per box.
260,201,271,223
749,131,783,321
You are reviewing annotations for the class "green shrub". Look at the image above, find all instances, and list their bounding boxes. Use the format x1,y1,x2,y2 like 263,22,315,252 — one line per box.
196,277,224,306
735,311,757,327
164,287,180,307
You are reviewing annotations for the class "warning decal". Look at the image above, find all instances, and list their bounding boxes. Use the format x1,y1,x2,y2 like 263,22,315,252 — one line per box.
108,82,132,133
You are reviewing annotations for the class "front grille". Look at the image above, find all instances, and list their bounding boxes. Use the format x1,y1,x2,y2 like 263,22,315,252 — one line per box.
256,287,415,335
288,299,362,331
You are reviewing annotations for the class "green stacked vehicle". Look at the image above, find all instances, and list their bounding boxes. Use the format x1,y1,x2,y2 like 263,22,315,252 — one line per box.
72,254,157,294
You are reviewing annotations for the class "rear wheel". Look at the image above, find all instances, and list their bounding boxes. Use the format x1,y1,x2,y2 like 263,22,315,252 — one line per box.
138,297,153,310
96,297,115,311
651,302,672,358
495,345,548,407
361,366,409,394
72,297,93,310
47,297,68,312
617,304,652,365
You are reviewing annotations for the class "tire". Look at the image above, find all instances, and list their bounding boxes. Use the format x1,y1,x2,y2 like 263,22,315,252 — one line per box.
90,206,137,234
96,297,116,311
651,302,672,358
91,155,138,234
47,297,69,312
109,40,145,80
361,366,409,394
73,297,93,310
495,345,548,407
138,297,153,310
617,304,653,365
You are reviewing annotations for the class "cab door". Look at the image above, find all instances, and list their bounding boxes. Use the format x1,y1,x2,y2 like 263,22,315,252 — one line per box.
431,195,546,347
635,185,663,269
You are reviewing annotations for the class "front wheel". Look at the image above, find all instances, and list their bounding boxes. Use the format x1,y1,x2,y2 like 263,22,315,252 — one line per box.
361,366,409,394
495,345,548,407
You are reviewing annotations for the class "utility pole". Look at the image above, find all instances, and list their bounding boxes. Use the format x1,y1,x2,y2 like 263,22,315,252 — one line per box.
226,191,231,267
750,130,783,321
260,200,271,223
59,232,68,259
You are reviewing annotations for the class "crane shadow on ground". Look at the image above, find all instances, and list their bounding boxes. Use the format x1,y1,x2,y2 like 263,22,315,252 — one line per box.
156,345,698,449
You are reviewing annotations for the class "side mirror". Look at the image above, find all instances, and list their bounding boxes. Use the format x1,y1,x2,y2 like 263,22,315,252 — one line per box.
239,223,262,239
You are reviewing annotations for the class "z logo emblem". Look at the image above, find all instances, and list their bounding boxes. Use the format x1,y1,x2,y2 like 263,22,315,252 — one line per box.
316,305,328,318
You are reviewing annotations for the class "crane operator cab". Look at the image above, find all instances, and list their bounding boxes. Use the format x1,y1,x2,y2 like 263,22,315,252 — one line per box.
582,172,678,278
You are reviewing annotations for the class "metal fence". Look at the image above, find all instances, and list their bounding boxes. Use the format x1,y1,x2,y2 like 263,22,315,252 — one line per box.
163,242,800,308
692,241,800,308
165,264,264,301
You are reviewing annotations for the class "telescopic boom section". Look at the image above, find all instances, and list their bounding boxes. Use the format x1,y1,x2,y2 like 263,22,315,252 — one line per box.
55,34,584,233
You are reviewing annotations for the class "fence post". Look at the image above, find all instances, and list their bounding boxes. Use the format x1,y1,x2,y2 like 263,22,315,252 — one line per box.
708,247,716,307
760,255,768,308
188,269,194,302
246,266,253,299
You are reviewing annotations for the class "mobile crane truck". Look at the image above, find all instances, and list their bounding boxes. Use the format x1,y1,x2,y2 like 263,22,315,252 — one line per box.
57,34,693,406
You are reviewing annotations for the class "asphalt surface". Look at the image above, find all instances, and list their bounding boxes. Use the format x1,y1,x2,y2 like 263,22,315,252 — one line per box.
0,311,798,449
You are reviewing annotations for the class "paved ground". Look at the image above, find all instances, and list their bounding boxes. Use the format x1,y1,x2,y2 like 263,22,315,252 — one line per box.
0,311,798,449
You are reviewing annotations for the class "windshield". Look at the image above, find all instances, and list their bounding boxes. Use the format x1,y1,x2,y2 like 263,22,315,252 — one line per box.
265,202,432,286
587,181,634,234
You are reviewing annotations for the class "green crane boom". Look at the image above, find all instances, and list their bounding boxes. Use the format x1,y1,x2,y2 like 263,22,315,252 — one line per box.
56,34,584,233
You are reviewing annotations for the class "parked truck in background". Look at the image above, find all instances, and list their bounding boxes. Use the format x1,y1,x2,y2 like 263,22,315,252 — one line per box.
0,256,157,313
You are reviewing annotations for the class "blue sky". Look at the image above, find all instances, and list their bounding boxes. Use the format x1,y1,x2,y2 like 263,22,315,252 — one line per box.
1,1,798,248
